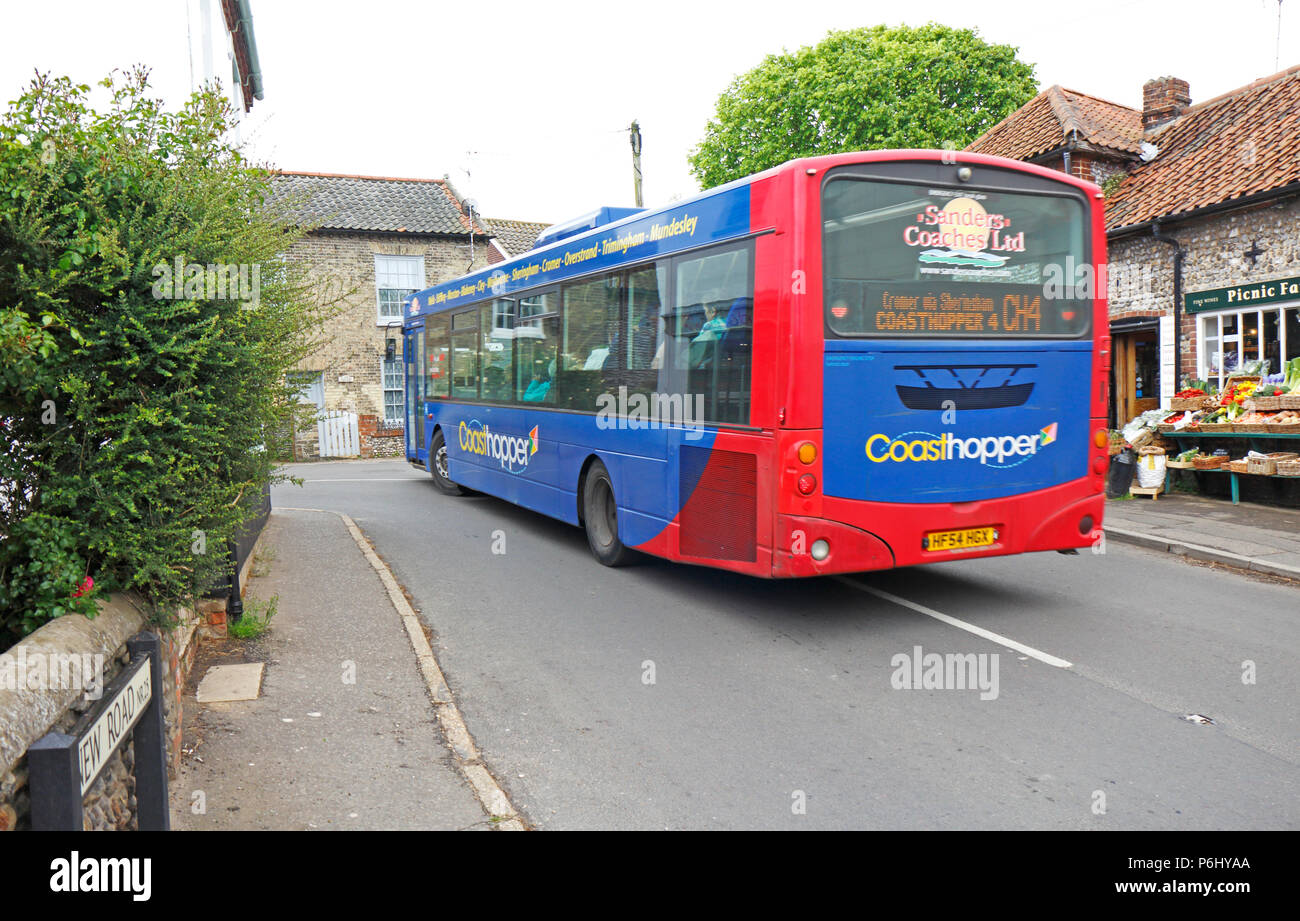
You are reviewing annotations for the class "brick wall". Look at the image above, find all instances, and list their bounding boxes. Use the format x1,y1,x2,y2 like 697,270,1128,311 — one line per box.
286,230,494,458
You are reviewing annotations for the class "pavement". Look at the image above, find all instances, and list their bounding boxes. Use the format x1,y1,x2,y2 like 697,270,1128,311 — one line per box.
171,507,498,830
1104,493,1300,582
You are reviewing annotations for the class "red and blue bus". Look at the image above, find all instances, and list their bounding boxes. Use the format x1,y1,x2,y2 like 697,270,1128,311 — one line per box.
403,151,1109,575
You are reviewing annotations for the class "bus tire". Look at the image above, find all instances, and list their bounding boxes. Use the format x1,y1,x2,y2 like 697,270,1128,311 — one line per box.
429,429,464,496
582,460,635,567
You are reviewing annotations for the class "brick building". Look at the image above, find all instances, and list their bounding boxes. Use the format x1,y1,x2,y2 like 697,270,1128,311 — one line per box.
272,171,503,458
969,68,1300,426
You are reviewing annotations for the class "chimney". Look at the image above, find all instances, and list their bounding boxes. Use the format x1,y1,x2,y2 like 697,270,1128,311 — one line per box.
1143,77,1191,130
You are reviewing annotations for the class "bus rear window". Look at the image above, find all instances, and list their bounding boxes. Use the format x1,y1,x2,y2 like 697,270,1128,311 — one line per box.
823,178,1089,338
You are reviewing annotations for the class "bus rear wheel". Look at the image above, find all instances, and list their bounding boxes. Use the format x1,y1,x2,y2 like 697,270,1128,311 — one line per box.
582,460,635,567
429,429,464,496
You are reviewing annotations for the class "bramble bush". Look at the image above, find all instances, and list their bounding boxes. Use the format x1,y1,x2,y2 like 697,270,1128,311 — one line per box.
0,68,327,644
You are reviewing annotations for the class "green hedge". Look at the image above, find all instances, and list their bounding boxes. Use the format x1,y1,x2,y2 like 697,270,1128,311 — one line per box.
0,69,325,643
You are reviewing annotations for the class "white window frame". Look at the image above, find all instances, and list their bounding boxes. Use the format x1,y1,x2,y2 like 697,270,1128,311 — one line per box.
1197,303,1296,390
375,254,425,325
289,371,325,410
381,356,404,427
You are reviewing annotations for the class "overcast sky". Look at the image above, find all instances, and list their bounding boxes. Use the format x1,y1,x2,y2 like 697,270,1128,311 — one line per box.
2,0,1297,224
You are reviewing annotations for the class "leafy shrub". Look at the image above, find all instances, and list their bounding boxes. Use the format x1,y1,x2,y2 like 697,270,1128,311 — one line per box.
0,69,327,644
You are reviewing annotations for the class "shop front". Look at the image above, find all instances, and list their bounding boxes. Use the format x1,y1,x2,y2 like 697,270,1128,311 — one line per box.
1187,278,1300,388
1111,277,1300,506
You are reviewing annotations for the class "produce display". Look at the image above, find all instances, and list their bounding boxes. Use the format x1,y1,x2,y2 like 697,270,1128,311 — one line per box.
1113,363,1300,491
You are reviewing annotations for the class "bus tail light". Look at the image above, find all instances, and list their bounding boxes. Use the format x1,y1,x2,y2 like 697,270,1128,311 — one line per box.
810,539,830,561
797,473,817,495
1093,429,1107,448
798,442,817,464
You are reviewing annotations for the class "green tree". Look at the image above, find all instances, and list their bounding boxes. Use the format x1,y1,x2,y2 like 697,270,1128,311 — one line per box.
0,69,329,642
689,23,1038,189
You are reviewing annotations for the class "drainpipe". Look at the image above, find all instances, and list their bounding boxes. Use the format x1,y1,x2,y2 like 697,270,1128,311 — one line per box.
1150,221,1187,391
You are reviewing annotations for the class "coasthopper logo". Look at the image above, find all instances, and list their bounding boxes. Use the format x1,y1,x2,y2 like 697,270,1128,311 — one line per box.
458,420,539,473
867,423,1057,468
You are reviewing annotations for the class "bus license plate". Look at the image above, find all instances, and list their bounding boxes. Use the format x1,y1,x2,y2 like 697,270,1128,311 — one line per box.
925,527,996,551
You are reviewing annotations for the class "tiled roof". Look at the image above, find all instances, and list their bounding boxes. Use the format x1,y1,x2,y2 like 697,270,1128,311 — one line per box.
1104,66,1300,231
967,86,1143,161
270,172,489,236
485,218,551,256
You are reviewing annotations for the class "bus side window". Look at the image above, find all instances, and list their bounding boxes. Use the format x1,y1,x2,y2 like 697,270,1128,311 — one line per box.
560,275,620,409
517,315,559,403
450,308,480,400
515,291,558,404
482,298,515,402
669,244,754,424
426,317,450,398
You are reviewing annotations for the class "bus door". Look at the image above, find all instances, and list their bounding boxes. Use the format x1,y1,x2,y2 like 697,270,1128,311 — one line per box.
405,323,424,461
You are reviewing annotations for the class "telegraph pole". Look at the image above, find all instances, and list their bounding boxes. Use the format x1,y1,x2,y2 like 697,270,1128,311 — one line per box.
630,120,643,208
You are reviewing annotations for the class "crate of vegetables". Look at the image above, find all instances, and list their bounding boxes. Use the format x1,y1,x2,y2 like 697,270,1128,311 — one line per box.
1233,412,1273,433
1266,410,1300,433
1170,387,1208,411
1251,382,1288,410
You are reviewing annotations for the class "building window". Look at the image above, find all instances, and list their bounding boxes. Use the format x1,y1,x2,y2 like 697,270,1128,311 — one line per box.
289,371,324,410
382,357,404,426
376,255,425,324
1198,304,1300,389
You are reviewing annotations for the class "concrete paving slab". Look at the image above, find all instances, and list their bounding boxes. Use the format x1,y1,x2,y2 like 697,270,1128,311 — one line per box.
196,663,264,702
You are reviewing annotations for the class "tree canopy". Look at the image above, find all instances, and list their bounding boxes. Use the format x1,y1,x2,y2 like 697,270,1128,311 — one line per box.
689,23,1038,189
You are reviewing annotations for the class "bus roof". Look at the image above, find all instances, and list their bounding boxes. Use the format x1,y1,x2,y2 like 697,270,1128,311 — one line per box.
403,150,1099,324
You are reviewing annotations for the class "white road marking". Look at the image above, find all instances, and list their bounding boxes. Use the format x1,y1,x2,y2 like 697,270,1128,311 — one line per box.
835,577,1073,669
291,478,426,482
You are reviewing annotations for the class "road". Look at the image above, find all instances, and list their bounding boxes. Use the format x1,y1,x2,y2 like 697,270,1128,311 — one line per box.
273,459,1298,830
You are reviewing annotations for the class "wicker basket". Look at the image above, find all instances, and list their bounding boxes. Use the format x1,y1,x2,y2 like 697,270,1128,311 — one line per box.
1170,397,1204,411
1195,422,1233,433
1227,459,1250,473
1234,421,1271,433
1253,396,1283,411
1277,459,1300,476
1267,421,1300,434
1193,455,1229,470
1247,452,1300,475
1281,394,1300,410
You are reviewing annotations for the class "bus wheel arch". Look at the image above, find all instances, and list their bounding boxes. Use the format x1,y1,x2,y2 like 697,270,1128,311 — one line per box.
575,453,602,525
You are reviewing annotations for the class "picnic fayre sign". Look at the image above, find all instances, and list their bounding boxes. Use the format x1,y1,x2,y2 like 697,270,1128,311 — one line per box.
1184,275,1300,314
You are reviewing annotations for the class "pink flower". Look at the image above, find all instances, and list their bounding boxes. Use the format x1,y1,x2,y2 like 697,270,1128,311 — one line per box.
72,576,93,599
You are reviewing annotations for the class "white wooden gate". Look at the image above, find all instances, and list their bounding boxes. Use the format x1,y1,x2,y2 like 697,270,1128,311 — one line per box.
317,410,359,458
